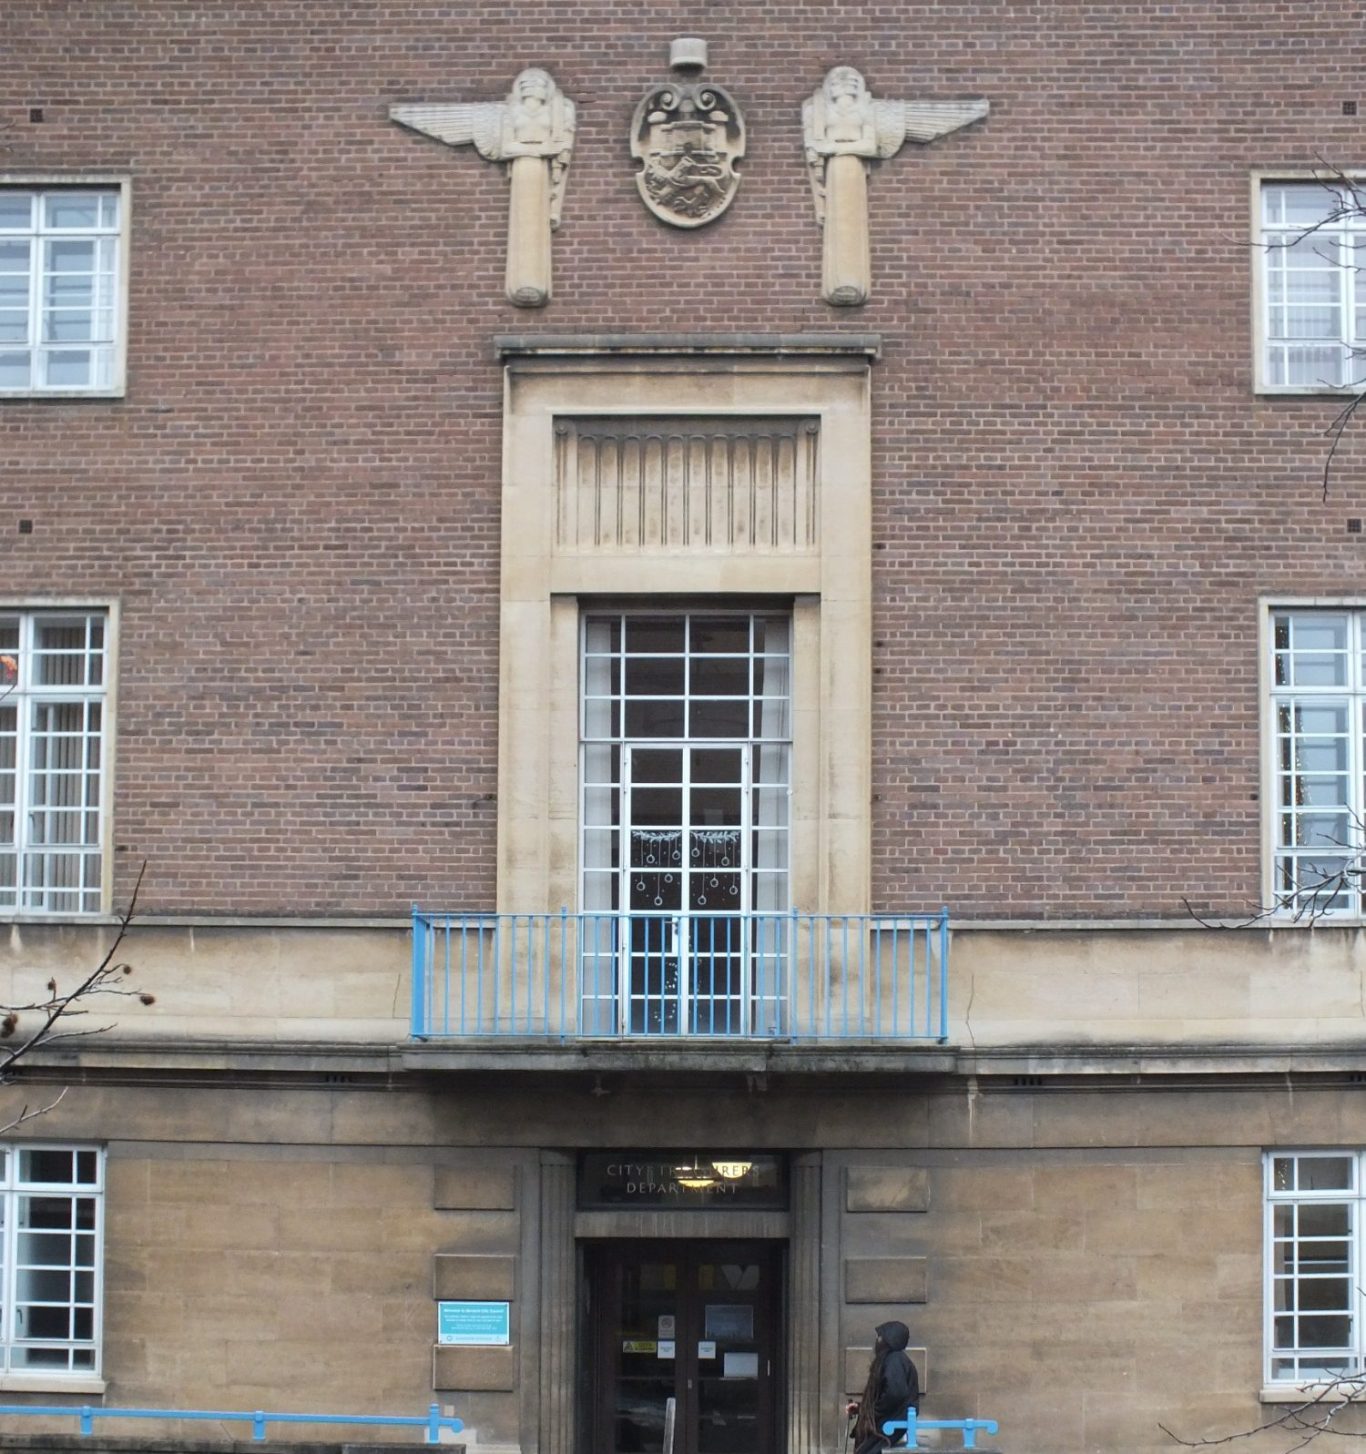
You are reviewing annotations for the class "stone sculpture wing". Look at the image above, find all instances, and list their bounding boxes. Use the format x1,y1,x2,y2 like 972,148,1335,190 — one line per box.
388,102,506,160
873,97,989,156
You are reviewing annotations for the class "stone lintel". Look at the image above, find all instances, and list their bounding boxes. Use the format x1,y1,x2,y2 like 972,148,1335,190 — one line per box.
493,332,882,361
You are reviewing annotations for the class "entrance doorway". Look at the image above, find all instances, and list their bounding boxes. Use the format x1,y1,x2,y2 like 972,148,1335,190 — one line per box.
586,1241,783,1454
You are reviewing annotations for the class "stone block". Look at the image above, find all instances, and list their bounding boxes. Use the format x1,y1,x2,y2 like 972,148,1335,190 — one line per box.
433,1344,516,1391
846,1167,930,1213
433,1253,517,1301
843,1345,928,1396
434,1165,518,1211
844,1257,927,1303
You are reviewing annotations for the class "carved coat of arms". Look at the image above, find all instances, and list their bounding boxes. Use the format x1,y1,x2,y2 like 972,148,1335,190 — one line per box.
630,79,745,227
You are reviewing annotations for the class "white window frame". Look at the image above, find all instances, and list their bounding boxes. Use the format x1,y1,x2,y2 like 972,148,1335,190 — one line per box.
0,604,116,919
1253,170,1366,395
1259,600,1366,922
0,177,130,400
1263,1150,1366,1394
0,1144,105,1384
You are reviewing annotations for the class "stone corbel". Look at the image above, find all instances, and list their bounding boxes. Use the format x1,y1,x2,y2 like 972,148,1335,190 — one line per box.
391,68,576,308
802,67,988,306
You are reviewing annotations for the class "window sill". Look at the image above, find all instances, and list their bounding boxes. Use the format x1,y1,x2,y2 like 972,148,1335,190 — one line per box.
0,1375,106,1395
1254,384,1366,398
1262,1382,1366,1404
0,914,116,926
0,391,124,403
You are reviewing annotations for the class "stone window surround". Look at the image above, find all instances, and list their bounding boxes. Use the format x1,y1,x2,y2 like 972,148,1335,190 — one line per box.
494,334,878,920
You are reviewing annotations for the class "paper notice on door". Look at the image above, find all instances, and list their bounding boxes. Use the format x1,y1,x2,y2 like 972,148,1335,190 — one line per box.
658,1315,676,1338
697,1340,717,1360
723,1352,759,1379
704,1304,754,1340
658,1340,676,1359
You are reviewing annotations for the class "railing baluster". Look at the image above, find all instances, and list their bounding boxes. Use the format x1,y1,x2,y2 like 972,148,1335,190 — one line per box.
410,909,424,1038
442,917,453,1036
475,917,485,1034
556,907,565,1041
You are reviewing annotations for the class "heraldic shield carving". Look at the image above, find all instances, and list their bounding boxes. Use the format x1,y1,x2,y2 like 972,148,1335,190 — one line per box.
630,78,745,227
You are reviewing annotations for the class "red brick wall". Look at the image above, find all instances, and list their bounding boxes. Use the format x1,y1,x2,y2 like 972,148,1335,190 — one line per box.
4,1,1365,916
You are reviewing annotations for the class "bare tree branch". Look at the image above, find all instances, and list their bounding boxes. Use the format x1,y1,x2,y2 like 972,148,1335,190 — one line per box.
0,861,153,1117
1162,1373,1366,1448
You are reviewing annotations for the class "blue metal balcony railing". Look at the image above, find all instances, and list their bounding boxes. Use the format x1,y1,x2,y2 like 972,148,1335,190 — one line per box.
412,909,949,1042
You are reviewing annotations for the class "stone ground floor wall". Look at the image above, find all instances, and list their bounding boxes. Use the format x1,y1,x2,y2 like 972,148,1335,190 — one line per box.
0,1071,1362,1454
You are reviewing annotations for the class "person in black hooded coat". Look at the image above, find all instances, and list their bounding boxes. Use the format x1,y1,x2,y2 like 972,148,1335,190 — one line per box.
846,1320,919,1454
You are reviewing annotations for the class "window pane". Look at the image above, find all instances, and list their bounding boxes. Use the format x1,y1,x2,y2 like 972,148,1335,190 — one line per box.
691,619,751,654
1299,1314,1353,1347
0,352,32,388
43,195,102,230
18,1149,78,1186
1286,345,1347,388
625,618,685,654
1266,183,1343,229
43,350,93,388
1296,1156,1357,1193
0,195,34,230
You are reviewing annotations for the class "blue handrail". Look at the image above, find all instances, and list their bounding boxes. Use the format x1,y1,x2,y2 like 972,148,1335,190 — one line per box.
0,1402,464,1444
883,1409,999,1449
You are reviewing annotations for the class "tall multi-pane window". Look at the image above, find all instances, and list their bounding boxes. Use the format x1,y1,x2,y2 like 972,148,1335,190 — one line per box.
1260,180,1366,391
0,611,108,915
0,1145,103,1375
1266,1152,1366,1384
0,188,123,395
1268,609,1366,918
580,612,792,1035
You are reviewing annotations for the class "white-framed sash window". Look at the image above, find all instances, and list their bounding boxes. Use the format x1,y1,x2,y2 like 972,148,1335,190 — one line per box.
0,1145,103,1376
0,610,109,916
1265,1151,1366,1384
1259,178,1366,392
0,186,125,396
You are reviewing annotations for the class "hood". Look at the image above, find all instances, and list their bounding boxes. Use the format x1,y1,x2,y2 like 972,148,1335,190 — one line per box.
875,1320,910,1351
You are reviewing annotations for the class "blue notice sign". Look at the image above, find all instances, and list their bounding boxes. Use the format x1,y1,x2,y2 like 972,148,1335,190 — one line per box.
438,1300,511,1346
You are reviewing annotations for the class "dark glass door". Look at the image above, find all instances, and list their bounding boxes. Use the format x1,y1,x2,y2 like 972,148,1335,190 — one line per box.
587,1241,782,1454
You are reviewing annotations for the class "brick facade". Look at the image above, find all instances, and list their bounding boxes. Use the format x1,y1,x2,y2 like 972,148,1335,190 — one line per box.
6,1,1362,915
